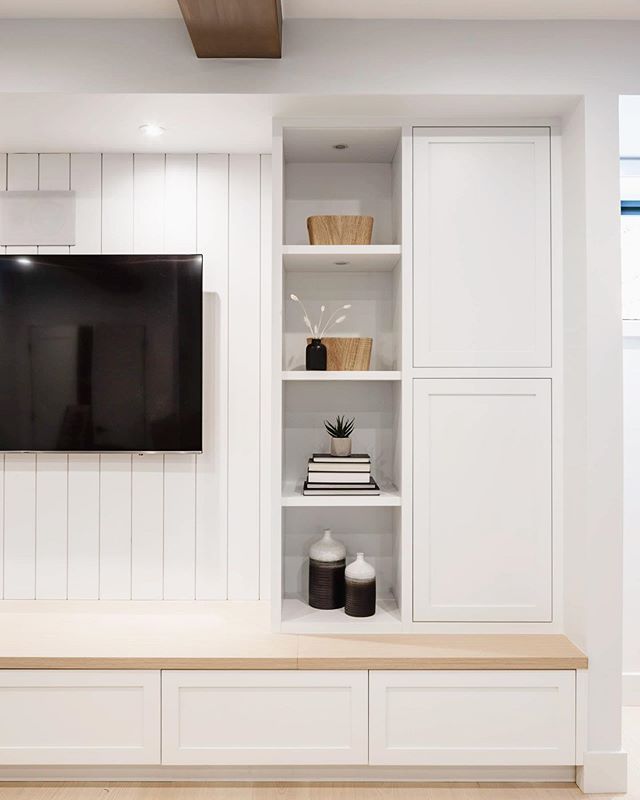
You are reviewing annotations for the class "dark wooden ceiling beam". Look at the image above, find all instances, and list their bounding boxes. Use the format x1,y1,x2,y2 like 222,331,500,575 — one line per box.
177,0,282,58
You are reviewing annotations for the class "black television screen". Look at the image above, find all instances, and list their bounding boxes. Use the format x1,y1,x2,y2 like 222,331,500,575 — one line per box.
0,254,203,453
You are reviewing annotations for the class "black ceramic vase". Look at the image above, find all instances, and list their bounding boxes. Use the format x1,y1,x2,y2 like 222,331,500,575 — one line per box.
308,530,346,610
306,338,327,370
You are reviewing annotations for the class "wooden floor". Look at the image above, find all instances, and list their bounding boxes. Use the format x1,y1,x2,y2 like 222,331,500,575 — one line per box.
1,707,639,799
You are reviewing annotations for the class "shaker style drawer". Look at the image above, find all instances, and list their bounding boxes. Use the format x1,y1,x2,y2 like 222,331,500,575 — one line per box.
162,670,368,765
369,670,575,766
0,670,161,764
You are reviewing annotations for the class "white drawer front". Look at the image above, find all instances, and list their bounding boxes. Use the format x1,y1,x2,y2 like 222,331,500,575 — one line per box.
370,670,575,766
162,670,368,765
0,670,160,764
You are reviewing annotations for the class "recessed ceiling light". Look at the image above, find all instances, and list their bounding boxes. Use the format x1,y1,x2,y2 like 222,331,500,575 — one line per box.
333,143,349,150
139,123,165,137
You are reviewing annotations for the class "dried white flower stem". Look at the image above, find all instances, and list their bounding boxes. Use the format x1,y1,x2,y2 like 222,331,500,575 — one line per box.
289,295,351,339
319,304,351,338
289,294,316,338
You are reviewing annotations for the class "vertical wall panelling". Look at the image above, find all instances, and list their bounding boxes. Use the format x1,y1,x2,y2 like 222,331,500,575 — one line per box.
3,154,39,599
35,154,71,599
259,155,272,600
99,154,134,599
165,154,197,250
131,453,164,599
67,154,102,598
99,453,132,599
163,154,198,599
70,154,102,255
3,455,36,599
163,456,196,599
67,455,100,599
101,154,134,254
133,153,165,252
130,153,166,599
0,150,264,601
34,455,68,598
227,155,261,599
195,154,229,599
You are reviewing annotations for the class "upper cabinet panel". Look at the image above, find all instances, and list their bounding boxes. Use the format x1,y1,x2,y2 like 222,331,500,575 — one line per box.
413,128,551,367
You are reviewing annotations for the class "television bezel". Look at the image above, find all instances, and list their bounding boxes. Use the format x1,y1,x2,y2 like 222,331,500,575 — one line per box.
0,252,204,455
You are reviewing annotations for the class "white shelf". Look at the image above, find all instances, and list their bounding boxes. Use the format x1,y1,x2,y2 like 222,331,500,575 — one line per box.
282,245,401,272
282,370,401,381
282,483,401,508
280,596,401,633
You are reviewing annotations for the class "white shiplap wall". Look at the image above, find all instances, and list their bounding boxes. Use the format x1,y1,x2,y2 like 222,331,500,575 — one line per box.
0,152,270,601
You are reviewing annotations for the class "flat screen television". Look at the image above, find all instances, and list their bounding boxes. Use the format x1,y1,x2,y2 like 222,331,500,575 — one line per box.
0,254,203,453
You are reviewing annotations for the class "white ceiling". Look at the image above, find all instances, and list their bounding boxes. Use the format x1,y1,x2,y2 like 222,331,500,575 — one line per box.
2,0,640,19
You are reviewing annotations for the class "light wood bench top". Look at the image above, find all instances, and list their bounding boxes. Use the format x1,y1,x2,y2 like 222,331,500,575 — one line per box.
0,601,587,670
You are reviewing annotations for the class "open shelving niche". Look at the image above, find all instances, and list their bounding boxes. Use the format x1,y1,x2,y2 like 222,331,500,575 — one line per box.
271,121,408,632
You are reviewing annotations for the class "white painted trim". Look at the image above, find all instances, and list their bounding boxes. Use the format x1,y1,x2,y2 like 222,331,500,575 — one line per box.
623,672,640,705
576,750,628,794
0,764,576,783
575,669,588,766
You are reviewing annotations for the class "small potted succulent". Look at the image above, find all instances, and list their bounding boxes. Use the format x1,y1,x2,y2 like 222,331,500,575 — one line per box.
324,415,355,457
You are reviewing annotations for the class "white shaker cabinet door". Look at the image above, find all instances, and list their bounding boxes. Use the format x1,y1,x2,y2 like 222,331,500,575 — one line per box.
413,127,551,367
413,379,552,622
0,670,161,764
162,670,368,765
369,670,575,766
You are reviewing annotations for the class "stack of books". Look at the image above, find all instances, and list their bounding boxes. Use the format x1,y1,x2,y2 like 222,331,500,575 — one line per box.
303,453,380,496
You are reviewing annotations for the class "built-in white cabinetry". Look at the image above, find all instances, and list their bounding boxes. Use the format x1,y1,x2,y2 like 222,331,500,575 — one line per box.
0,667,583,771
412,127,551,368
271,120,557,633
0,670,160,764
369,670,575,765
413,379,552,622
161,670,368,765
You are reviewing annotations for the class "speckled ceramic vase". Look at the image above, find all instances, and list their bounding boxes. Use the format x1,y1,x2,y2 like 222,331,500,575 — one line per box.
345,552,376,617
308,530,346,610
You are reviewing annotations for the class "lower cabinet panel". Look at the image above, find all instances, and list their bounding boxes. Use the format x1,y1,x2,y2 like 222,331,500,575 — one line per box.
0,670,160,764
162,670,368,765
369,670,576,766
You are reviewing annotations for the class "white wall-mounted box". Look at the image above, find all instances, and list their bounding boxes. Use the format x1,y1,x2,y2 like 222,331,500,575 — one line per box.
0,190,75,246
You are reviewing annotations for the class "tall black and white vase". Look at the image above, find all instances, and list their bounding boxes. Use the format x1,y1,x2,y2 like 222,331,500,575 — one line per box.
308,529,346,610
345,552,376,617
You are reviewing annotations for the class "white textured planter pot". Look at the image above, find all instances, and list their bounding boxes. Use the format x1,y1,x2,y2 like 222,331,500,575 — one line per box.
330,437,352,457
